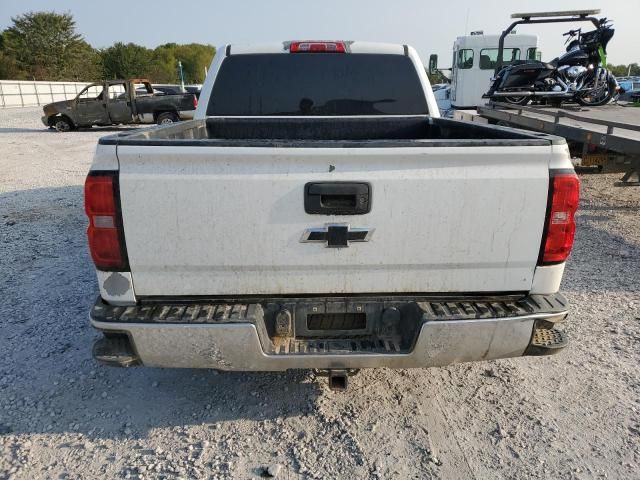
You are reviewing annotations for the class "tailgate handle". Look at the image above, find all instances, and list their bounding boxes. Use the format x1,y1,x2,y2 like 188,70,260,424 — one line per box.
304,182,371,215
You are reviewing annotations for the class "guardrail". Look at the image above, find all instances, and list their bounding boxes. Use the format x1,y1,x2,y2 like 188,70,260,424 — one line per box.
0,80,90,108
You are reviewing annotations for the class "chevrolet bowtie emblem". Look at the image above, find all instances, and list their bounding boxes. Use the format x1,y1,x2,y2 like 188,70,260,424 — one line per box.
300,224,374,248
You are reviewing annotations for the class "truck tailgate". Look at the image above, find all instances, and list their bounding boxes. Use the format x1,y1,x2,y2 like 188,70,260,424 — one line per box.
117,145,550,296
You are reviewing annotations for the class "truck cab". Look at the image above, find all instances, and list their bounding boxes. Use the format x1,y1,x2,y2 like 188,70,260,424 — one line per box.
444,33,539,110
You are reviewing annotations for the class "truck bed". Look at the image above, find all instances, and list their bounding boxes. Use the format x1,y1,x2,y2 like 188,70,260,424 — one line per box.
100,116,561,148
133,93,196,118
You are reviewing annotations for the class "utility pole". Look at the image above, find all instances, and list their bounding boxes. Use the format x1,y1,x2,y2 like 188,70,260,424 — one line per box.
178,60,185,92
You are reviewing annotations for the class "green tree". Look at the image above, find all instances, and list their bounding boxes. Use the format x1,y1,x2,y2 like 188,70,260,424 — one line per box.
607,63,640,77
152,43,215,84
101,42,153,79
172,43,215,84
0,30,26,79
2,11,96,80
61,40,102,80
148,46,178,83
0,11,215,83
607,64,627,76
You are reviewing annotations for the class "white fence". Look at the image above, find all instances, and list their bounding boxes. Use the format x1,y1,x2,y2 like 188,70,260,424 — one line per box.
0,80,91,108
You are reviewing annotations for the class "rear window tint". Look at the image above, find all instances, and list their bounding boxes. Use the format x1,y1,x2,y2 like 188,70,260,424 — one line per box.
207,53,428,116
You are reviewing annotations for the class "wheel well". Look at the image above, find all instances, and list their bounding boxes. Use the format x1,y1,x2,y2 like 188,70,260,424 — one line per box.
154,110,178,121
48,114,74,127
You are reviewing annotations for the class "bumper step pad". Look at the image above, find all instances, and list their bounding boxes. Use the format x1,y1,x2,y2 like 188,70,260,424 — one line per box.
524,327,568,356
92,293,568,324
93,334,140,367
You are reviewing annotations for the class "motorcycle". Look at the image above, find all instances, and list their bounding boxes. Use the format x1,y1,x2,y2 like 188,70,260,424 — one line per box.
484,17,619,106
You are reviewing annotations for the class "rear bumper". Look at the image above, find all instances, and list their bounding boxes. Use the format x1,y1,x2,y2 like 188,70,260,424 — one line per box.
90,294,569,370
179,110,194,120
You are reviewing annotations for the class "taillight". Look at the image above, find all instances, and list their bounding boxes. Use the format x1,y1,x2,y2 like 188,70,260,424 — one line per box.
192,95,198,108
84,172,128,270
539,172,580,265
290,41,346,53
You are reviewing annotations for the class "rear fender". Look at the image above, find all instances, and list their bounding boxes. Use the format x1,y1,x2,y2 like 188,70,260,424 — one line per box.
486,67,510,95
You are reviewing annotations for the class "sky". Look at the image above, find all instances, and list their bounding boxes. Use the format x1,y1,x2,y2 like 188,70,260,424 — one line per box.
0,0,638,66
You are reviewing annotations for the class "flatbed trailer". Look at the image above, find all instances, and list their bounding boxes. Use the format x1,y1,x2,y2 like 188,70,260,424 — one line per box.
457,102,640,184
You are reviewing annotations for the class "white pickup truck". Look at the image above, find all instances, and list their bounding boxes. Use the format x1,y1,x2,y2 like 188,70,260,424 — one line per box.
86,41,579,389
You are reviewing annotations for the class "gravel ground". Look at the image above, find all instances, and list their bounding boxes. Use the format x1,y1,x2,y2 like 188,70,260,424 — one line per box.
1,107,639,480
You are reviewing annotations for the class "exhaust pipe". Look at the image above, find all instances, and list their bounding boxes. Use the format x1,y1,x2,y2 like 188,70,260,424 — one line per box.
488,91,573,98
486,76,574,99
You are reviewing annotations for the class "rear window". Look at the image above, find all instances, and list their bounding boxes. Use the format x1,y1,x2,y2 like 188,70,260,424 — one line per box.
207,53,428,116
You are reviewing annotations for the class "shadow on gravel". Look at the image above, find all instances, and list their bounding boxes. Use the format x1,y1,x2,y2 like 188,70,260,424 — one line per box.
1,186,321,441
0,127,57,133
74,126,141,133
0,126,139,134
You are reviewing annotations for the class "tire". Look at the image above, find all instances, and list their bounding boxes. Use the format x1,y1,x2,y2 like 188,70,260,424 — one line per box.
576,76,616,107
576,89,613,107
53,117,73,132
156,112,180,125
503,96,530,106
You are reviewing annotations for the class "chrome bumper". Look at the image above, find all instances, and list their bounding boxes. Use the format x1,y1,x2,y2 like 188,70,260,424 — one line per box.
90,294,568,371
